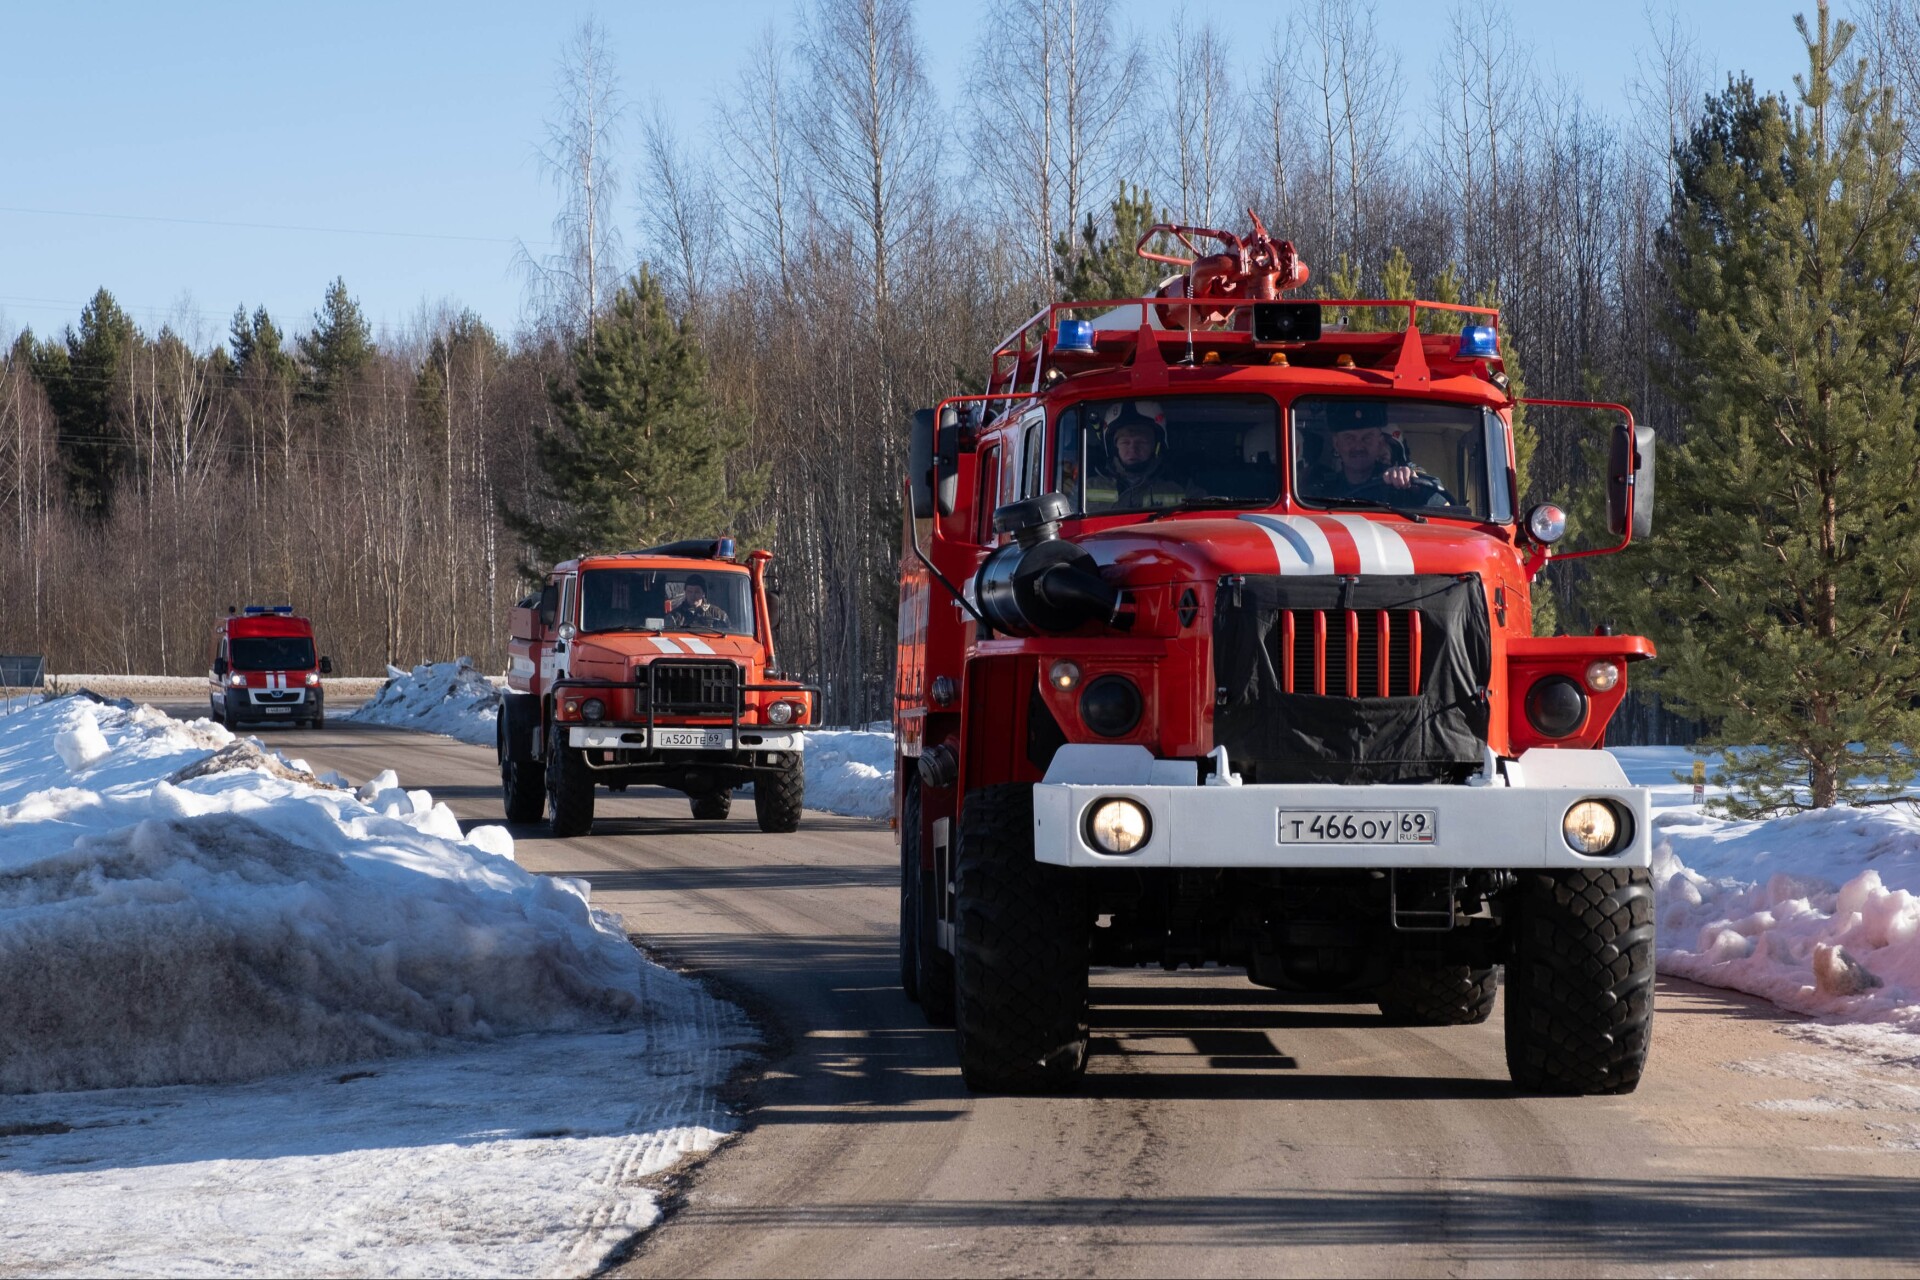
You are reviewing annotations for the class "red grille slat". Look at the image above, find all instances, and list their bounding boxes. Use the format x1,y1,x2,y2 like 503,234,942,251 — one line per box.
1409,612,1423,696
1376,612,1391,697
1281,612,1296,694
1313,611,1327,695
1344,611,1359,697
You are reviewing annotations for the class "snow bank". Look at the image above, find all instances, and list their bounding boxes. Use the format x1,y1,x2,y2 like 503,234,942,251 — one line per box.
0,697,668,1094
799,729,895,819
346,657,502,745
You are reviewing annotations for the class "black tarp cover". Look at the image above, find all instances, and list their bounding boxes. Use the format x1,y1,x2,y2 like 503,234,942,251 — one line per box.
1213,574,1491,785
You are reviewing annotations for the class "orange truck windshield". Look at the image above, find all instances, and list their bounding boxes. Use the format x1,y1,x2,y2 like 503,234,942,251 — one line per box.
579,568,754,637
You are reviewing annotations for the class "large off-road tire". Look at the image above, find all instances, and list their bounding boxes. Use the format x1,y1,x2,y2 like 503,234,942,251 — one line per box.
1377,965,1498,1026
546,723,596,838
500,721,547,823
1504,868,1655,1095
690,791,732,820
899,781,954,1025
753,755,804,833
953,783,1090,1093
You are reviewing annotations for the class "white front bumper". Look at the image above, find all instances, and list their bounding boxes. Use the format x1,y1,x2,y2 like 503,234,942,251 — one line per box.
567,726,804,752
1032,745,1651,870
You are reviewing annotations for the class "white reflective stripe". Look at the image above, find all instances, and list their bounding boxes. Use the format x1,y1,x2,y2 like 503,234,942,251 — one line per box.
1327,514,1416,575
682,637,715,654
1239,514,1337,575
649,637,684,654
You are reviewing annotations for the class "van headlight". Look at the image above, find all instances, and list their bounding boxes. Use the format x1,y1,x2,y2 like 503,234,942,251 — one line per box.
304,671,321,687
1562,800,1619,855
1085,798,1150,854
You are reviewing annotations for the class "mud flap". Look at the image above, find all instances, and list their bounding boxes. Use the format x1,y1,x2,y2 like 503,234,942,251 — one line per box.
501,691,542,763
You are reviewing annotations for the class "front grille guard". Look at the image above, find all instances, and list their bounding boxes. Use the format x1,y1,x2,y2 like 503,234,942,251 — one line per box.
549,668,821,764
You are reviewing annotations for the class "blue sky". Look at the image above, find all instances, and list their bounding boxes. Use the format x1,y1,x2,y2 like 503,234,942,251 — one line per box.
2,0,1816,347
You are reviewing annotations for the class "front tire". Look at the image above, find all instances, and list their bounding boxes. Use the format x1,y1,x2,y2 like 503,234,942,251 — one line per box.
953,783,1089,1093
753,755,804,833
690,791,732,820
546,722,596,837
1378,966,1498,1026
1504,868,1655,1095
500,722,546,824
899,781,953,1025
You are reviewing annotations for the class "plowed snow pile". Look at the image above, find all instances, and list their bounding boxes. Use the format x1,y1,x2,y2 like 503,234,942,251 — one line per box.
346,656,501,744
0,696,748,1276
1615,747,1920,1036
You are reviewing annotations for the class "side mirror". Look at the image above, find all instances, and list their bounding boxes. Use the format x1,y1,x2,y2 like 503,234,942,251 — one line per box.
907,408,935,520
212,657,228,676
319,656,333,675
537,584,559,629
1607,423,1656,539
935,405,961,516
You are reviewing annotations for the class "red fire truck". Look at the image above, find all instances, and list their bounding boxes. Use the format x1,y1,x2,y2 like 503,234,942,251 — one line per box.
208,605,333,729
497,539,816,837
895,213,1658,1096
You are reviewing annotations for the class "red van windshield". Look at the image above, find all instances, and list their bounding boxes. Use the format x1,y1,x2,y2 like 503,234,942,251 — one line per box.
230,636,315,670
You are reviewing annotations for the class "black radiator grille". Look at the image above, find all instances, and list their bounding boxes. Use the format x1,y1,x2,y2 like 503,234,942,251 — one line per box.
1278,609,1421,698
648,661,739,715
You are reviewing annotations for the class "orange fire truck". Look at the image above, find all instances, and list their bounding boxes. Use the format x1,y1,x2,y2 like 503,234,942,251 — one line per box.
207,605,333,729
895,213,1658,1095
498,538,815,837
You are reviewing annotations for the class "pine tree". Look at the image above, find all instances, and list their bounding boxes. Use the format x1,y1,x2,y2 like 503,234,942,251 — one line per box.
230,305,294,383
1053,184,1174,302
505,269,760,573
29,288,136,515
298,278,373,404
1597,6,1920,812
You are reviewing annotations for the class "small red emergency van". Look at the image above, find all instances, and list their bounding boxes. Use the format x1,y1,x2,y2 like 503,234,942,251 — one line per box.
208,606,333,729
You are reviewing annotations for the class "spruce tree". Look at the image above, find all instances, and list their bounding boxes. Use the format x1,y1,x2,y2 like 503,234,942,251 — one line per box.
506,269,759,573
1596,6,1920,812
1053,184,1175,302
29,288,136,515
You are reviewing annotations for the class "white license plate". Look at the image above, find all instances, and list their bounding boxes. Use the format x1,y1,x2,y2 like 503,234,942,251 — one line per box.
1278,810,1438,844
262,706,293,715
653,729,732,750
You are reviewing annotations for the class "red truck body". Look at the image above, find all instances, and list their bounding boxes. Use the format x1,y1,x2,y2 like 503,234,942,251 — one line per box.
207,606,332,729
892,214,1661,1095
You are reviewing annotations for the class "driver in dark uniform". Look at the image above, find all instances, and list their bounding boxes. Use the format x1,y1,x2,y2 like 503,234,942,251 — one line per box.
669,573,730,628
1306,403,1444,505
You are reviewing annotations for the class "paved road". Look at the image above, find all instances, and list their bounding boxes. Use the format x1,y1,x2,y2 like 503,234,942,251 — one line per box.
241,716,1920,1278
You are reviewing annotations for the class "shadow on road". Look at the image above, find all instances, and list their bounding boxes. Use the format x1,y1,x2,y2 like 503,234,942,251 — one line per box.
645,1175,1920,1260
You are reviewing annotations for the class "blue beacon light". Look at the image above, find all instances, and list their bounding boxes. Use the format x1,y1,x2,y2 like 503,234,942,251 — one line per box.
1456,325,1499,359
1055,319,1095,354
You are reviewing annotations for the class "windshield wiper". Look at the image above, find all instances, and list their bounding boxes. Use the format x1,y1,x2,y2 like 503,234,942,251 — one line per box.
1303,496,1428,523
1143,497,1266,522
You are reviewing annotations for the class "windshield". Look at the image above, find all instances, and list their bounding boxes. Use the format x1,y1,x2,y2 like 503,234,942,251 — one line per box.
229,636,315,670
580,568,754,637
1292,397,1508,520
1057,395,1280,516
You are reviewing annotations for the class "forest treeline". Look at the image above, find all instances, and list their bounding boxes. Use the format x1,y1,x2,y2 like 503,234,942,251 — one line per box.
4,0,1920,763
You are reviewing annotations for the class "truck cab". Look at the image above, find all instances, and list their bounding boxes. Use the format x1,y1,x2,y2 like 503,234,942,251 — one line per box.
895,213,1659,1096
208,605,333,729
497,538,816,837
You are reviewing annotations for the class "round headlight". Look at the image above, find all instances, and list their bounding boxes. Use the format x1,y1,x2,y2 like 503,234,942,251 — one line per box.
1563,800,1619,855
1585,660,1620,692
581,698,606,721
766,700,794,725
1079,674,1142,738
1527,503,1568,545
228,673,246,688
1524,675,1588,738
1086,798,1151,854
1048,660,1082,692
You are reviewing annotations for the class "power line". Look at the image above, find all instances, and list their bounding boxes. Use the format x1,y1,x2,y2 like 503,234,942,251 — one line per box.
0,205,550,248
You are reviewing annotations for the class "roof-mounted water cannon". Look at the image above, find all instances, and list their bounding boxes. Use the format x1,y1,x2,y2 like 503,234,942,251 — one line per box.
974,494,1120,635
1137,209,1310,331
